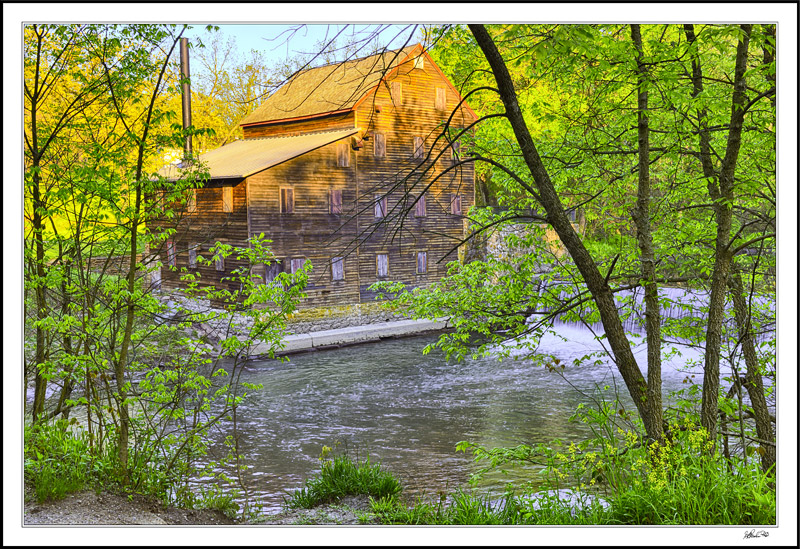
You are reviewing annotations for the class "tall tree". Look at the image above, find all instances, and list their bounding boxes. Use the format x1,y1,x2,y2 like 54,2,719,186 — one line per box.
373,24,775,465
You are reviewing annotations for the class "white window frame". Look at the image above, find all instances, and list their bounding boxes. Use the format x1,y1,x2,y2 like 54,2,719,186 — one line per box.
450,194,462,215
414,193,427,217
374,195,388,218
188,244,198,268
166,239,176,267
330,189,343,214
413,136,424,160
416,251,428,274
290,257,306,274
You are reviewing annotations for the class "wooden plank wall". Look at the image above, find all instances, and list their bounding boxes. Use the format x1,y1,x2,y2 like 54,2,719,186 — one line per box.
353,59,475,302
246,140,363,308
159,54,475,310
242,111,356,139
155,182,251,299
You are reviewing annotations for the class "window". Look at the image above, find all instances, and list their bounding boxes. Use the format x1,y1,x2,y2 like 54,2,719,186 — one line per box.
337,142,350,167
413,136,424,160
330,189,343,214
435,87,447,110
166,239,176,267
374,195,388,218
265,260,283,284
215,255,225,272
222,186,233,213
414,54,424,71
187,189,197,213
568,209,578,222
391,81,403,105
331,257,344,281
376,253,389,278
252,263,266,285
290,257,306,274
414,193,426,217
451,139,461,161
280,187,294,213
188,244,198,268
151,263,161,290
416,251,427,274
450,194,462,215
374,132,386,158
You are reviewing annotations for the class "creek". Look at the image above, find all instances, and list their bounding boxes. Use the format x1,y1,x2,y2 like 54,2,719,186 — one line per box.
205,310,739,513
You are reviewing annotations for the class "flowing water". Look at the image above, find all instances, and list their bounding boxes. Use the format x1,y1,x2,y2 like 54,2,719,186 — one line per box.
199,286,774,512
204,321,722,512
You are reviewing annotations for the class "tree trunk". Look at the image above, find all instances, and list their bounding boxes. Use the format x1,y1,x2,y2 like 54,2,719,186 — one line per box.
29,28,48,423
31,169,48,423
630,24,663,438
468,24,663,442
728,268,775,474
111,31,184,482
700,24,752,444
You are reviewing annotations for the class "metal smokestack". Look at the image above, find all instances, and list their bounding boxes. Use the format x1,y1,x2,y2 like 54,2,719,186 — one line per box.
179,37,192,161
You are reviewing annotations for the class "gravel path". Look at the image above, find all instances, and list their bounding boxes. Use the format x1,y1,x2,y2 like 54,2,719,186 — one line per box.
23,490,374,526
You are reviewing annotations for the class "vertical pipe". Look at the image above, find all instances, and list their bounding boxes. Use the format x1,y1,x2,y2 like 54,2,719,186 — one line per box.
180,37,192,160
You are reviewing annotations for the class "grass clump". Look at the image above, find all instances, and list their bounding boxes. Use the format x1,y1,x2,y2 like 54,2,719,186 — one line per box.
285,447,402,509
24,418,97,502
371,490,528,525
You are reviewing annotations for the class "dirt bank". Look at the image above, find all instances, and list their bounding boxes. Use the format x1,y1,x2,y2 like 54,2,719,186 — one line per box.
23,489,373,526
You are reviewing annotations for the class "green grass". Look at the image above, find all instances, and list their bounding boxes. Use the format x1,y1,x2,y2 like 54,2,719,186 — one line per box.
290,439,775,526
284,454,402,509
24,419,96,502
27,422,776,526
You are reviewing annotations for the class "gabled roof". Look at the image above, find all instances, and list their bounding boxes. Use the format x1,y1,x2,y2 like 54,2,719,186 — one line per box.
241,43,476,127
158,128,359,182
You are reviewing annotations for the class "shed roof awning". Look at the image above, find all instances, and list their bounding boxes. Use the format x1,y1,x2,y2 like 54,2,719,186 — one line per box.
158,127,360,182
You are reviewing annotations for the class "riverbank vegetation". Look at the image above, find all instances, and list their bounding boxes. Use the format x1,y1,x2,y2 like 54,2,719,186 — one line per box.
22,23,311,522
285,432,774,525
23,22,777,525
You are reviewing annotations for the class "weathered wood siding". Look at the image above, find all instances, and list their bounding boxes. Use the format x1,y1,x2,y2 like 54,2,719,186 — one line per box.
166,52,475,310
246,137,362,308
242,111,355,139
353,58,475,302
155,181,250,298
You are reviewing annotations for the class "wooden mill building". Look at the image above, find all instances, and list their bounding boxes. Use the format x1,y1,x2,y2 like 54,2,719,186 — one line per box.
156,44,476,309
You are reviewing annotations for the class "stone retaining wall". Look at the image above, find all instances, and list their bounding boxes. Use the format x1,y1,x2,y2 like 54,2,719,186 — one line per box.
284,302,407,334
156,292,408,341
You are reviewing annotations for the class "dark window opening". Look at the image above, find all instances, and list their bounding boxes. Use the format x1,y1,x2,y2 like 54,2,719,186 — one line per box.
280,187,294,213
330,189,343,214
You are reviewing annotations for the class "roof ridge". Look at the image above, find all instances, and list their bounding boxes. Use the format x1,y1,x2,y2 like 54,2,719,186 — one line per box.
292,43,419,75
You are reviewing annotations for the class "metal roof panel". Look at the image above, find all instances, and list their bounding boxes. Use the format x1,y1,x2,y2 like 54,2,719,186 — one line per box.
158,127,359,181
